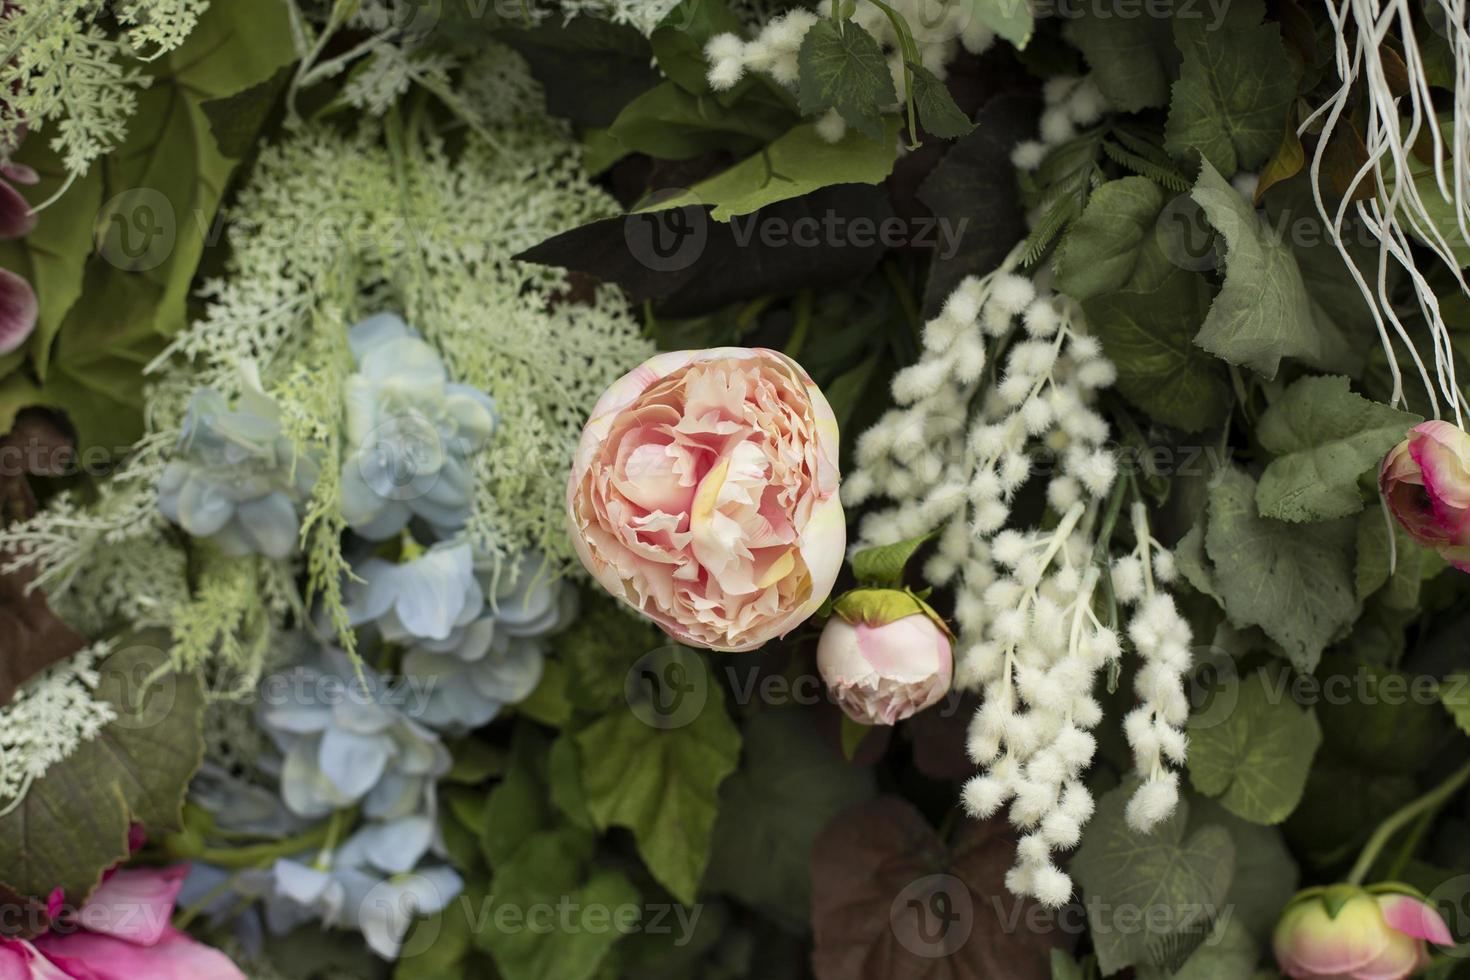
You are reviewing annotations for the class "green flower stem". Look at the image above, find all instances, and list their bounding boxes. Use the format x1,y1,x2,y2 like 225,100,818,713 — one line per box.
1347,759,1470,886
173,820,336,870
864,0,921,149
784,290,814,359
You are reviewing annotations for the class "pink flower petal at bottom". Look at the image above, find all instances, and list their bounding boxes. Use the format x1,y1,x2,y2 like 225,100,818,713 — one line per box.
75,867,187,945
1377,894,1454,946
0,939,72,980
0,267,37,356
34,928,245,980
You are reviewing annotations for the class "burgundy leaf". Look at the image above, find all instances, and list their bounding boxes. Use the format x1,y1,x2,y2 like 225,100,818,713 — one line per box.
812,797,1067,980
0,265,36,355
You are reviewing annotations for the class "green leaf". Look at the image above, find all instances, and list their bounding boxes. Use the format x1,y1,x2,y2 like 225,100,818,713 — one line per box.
908,63,975,139
964,0,1034,48
480,827,640,980
1203,467,1358,673
1054,176,1166,301
1137,918,1260,980
517,658,572,727
100,0,298,341
1164,0,1296,175
1071,786,1236,976
797,18,897,143
1190,159,1327,379
1316,660,1450,774
1354,508,1423,609
495,17,661,127
1439,673,1470,736
1082,267,1231,432
1385,134,1470,267
200,64,292,159
1063,6,1176,112
1188,668,1322,824
575,649,740,905
0,641,204,904
480,726,553,867
1255,375,1421,522
607,80,795,160
0,140,102,379
705,711,873,926
1051,950,1086,980
558,591,659,713
1188,795,1298,945
647,117,900,221
850,532,934,586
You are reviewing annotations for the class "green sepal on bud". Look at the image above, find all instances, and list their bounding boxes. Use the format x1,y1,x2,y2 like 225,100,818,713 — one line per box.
830,586,955,641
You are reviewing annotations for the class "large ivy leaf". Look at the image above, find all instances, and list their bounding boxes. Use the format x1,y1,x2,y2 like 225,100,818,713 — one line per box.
1082,267,1230,432
0,140,102,379
1188,796,1298,945
575,649,740,905
1164,0,1295,175
1137,918,1259,980
1054,176,1166,301
1440,673,1470,737
1190,160,1325,379
1284,754,1416,867
479,827,640,980
1203,467,1358,673
1071,786,1236,976
1062,4,1177,112
1188,669,1321,824
0,642,204,906
1255,375,1421,522
99,0,298,341
651,117,900,221
705,710,874,926
797,17,897,143
811,797,1062,979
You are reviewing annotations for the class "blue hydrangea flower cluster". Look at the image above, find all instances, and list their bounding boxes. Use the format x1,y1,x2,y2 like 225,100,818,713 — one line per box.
157,363,317,558
346,544,573,731
340,313,498,540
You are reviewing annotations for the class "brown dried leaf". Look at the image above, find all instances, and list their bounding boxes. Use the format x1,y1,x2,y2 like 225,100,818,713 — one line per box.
0,564,86,706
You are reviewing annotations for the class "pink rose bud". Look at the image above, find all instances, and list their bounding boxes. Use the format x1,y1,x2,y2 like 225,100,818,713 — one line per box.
1380,420,1470,572
1273,885,1453,980
567,348,845,652
817,588,954,726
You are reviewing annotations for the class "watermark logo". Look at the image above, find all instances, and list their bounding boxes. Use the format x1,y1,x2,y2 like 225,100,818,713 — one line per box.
625,645,709,730
625,189,708,274
1156,193,1219,273
96,188,175,272
890,874,974,959
98,645,178,730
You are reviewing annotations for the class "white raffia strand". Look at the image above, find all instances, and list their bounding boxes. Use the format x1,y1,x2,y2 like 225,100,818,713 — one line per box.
1304,0,1470,426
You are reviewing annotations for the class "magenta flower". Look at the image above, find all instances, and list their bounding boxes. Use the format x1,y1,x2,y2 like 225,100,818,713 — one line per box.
1274,885,1453,979
1,865,244,979
0,161,37,356
1380,421,1470,572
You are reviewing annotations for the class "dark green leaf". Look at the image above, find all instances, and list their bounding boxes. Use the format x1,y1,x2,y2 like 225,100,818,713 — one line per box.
797,18,897,143
851,532,935,586
1054,176,1167,300
1082,268,1231,432
909,63,975,139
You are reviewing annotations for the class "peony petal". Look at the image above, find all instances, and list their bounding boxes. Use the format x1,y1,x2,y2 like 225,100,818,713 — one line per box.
1378,894,1454,945
37,927,246,980
0,939,73,980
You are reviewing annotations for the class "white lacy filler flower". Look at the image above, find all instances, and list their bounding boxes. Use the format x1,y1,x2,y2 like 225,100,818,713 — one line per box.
843,244,1193,908
704,1,996,142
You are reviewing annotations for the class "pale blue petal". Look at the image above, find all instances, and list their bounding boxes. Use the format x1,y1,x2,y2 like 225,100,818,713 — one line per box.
318,728,391,800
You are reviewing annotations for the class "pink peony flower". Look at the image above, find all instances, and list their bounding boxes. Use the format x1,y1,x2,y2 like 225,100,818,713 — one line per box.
567,348,845,652
817,588,953,725
1380,420,1470,572
2,866,245,980
1273,885,1453,980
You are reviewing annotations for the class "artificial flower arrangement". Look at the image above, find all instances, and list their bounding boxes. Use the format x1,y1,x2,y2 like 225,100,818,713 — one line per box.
0,1,1469,979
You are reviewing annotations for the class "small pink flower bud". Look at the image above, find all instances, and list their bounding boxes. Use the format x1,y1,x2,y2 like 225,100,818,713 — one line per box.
1273,885,1453,979
817,589,953,726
